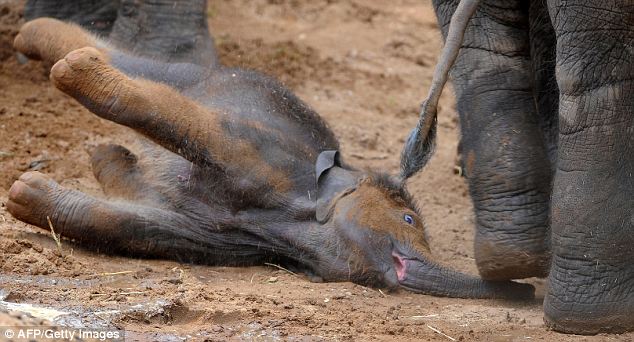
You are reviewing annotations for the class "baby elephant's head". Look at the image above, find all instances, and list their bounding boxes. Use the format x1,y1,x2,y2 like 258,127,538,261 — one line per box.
311,151,534,300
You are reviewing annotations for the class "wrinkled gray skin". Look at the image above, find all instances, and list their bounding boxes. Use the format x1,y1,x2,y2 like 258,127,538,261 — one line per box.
427,0,633,335
21,0,634,335
25,0,217,66
15,1,537,301
24,0,119,37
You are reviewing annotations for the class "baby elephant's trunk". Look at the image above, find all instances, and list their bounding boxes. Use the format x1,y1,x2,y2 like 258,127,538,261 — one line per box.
399,257,535,300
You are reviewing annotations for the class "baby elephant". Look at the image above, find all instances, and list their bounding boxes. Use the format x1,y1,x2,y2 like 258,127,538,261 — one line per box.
8,18,532,299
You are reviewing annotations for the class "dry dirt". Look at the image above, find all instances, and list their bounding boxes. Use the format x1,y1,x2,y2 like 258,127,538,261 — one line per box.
0,0,632,341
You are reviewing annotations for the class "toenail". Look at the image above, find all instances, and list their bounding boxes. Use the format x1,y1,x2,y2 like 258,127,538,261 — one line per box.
66,53,81,62
50,60,69,78
13,34,24,48
9,182,23,198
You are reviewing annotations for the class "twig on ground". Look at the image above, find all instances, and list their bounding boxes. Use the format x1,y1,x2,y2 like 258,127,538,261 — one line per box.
411,314,439,319
264,263,297,276
0,151,14,159
89,293,109,298
89,271,135,277
90,291,145,300
46,216,62,254
378,289,387,298
427,325,456,341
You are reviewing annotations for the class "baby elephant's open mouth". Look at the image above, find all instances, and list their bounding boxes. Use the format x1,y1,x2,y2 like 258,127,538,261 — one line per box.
391,251,535,300
392,252,408,282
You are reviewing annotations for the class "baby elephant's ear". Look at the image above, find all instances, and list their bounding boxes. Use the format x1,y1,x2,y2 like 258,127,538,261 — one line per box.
315,150,357,223
315,150,342,183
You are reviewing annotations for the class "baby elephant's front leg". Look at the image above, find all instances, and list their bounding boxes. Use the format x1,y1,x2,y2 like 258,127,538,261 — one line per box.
50,47,224,170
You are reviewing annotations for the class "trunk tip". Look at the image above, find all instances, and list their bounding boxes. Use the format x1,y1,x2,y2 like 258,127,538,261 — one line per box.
497,281,535,300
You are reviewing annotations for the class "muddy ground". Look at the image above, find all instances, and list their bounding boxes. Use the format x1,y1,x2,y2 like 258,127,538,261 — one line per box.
0,0,632,341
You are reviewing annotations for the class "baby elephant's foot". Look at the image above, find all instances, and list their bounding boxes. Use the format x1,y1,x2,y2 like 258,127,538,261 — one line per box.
50,47,136,123
50,47,111,93
7,172,71,230
8,171,134,246
8,171,112,243
14,18,99,65
8,172,198,259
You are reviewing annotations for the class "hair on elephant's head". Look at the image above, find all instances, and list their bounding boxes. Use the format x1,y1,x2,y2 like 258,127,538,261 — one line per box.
311,150,534,300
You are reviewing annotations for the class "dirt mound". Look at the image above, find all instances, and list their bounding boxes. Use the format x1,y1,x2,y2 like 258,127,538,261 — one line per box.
0,238,85,276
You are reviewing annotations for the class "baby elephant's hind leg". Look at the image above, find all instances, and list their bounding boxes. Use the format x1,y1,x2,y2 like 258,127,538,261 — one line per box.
14,18,102,65
7,172,199,259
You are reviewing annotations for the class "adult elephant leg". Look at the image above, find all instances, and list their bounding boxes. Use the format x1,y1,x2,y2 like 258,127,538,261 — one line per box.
109,0,218,67
529,0,559,170
543,0,634,334
24,0,119,36
14,18,208,89
433,0,552,279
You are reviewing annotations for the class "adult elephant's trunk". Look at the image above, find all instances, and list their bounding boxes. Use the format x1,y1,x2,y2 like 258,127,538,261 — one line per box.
397,255,535,300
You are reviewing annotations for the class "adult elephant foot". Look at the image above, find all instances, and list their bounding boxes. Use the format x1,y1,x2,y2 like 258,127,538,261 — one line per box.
545,123,633,334
468,120,552,280
543,162,634,334
543,0,634,334
432,0,552,280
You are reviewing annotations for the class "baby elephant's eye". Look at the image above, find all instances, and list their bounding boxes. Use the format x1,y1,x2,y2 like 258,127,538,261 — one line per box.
403,214,414,225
